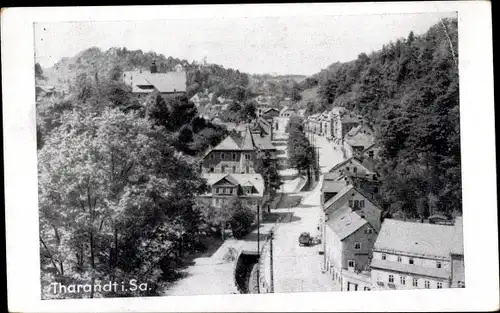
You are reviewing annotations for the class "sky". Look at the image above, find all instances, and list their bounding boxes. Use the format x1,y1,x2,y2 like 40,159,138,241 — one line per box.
34,12,457,76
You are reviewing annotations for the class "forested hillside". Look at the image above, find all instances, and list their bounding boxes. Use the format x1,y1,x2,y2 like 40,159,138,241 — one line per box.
307,18,461,217
41,47,251,100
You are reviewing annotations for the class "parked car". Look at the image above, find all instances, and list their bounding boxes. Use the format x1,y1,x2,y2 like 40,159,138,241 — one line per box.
298,232,312,246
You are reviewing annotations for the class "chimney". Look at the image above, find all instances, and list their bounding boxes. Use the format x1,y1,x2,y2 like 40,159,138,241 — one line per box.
150,60,158,73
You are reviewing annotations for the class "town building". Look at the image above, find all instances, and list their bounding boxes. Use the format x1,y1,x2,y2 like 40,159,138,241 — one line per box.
306,113,322,134
323,205,379,291
324,155,381,200
296,109,306,118
279,106,296,118
322,184,382,232
200,126,277,175
344,124,376,154
361,143,382,161
123,61,187,100
198,173,265,211
370,218,465,290
260,108,280,121
331,108,362,143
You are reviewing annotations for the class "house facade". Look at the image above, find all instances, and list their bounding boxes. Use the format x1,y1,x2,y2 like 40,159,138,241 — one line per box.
345,124,376,154
261,108,280,121
200,126,277,175
198,173,265,211
370,218,465,290
306,113,322,134
279,106,296,118
324,206,378,291
323,184,382,232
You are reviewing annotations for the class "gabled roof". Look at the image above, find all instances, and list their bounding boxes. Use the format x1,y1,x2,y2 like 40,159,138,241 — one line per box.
324,184,356,211
124,70,187,93
241,127,256,150
324,184,381,214
213,135,242,150
212,175,240,186
203,173,265,197
322,179,348,194
329,156,366,173
362,143,378,153
374,219,457,258
253,134,276,151
326,206,368,240
262,107,280,114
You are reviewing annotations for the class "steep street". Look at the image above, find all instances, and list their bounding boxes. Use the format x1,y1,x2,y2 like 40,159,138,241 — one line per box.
270,134,345,293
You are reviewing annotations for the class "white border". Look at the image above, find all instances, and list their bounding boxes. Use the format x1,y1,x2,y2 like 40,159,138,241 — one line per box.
2,2,497,312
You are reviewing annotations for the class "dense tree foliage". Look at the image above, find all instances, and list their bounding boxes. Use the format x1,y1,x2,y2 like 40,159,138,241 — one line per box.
220,100,257,123
36,58,233,298
286,116,317,179
311,18,460,217
254,150,282,199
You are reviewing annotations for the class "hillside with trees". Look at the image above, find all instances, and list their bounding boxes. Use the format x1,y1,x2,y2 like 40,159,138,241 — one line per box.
301,18,461,218
36,49,255,298
41,47,251,100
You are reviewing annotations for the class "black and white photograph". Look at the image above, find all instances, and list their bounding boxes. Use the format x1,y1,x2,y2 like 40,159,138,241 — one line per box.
2,2,498,312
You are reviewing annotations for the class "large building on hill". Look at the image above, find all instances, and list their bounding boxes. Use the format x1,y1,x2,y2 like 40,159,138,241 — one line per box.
370,217,465,290
123,61,187,100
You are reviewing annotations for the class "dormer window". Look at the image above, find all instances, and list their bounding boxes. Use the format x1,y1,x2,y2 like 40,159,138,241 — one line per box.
221,153,225,160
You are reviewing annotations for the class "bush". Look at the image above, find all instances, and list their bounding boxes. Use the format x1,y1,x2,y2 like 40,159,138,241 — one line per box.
229,202,255,239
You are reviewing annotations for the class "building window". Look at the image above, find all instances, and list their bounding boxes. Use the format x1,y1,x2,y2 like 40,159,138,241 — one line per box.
346,167,350,171
210,167,214,173
360,200,365,208
400,276,406,285
221,153,225,160
348,200,353,207
436,261,442,268
381,254,387,260
397,256,402,263
437,282,443,289
409,258,414,265
424,281,430,289
354,200,359,208
388,275,394,283
232,153,236,160
413,278,418,287
245,153,251,160
364,287,371,291
458,281,465,288
225,188,230,194
353,167,357,173
354,242,361,250
209,153,214,160
348,260,355,268
216,188,221,194
221,166,226,173
374,187,379,193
